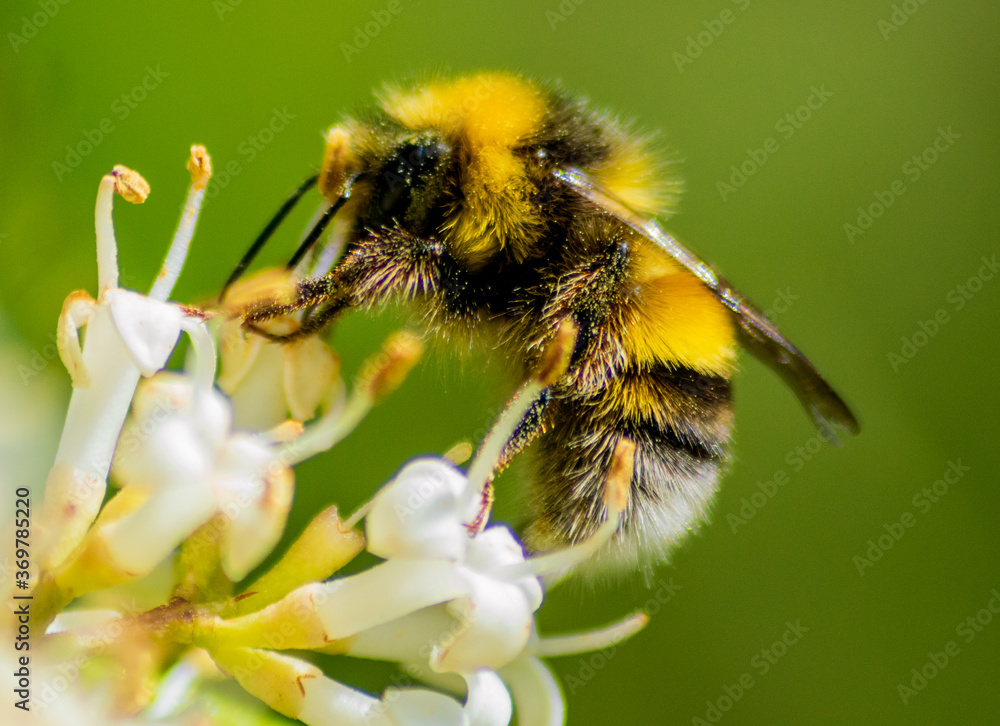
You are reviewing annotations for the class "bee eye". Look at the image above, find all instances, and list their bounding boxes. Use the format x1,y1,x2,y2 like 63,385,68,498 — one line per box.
370,140,449,225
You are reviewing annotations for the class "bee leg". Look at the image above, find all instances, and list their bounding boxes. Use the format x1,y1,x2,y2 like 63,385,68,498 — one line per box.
240,274,346,342
467,387,552,533
295,297,351,338
495,388,552,472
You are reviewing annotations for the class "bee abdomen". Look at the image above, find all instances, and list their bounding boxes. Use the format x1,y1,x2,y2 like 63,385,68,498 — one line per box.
526,362,733,575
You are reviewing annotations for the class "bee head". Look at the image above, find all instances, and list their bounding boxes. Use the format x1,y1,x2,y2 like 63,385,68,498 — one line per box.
320,124,451,238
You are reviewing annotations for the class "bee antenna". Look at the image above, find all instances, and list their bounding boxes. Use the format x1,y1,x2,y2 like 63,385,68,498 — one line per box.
284,194,349,273
218,173,319,302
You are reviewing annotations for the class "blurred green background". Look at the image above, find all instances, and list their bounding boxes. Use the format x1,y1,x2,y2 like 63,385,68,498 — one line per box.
2,0,998,723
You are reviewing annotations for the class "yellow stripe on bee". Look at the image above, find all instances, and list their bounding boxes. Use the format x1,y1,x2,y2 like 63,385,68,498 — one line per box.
601,372,734,441
383,73,547,267
382,73,545,146
593,140,677,217
624,241,737,375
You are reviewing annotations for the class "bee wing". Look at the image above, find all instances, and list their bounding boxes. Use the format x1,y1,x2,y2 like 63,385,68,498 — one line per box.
554,167,859,438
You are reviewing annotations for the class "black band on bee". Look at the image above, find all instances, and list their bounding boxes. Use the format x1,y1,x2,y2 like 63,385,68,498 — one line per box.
569,238,631,361
362,139,451,234
533,91,614,169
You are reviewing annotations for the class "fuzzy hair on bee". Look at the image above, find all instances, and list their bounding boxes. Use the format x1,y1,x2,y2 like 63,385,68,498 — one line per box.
223,72,858,574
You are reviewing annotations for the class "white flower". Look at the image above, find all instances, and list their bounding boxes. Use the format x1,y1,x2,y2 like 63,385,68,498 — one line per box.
343,441,644,725
1,643,184,726
108,373,294,582
22,151,652,726
212,645,508,726
40,151,215,574
209,379,645,726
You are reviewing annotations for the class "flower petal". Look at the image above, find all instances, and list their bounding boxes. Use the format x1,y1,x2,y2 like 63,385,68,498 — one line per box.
217,319,262,394
114,416,213,490
284,335,339,421
498,657,564,726
463,670,513,726
382,688,467,726
366,459,469,561
465,527,543,612
347,605,456,663
101,483,217,575
432,571,533,673
39,463,105,571
107,289,184,376
220,462,294,581
299,672,387,726
227,339,291,431
314,559,470,639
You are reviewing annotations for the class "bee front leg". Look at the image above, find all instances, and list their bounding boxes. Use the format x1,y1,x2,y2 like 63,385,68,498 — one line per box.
295,297,352,338
241,274,348,342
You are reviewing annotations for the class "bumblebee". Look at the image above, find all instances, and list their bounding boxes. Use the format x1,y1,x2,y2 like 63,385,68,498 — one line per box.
223,72,858,571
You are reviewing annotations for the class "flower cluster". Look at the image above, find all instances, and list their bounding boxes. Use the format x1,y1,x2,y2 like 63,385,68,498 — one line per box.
8,148,648,726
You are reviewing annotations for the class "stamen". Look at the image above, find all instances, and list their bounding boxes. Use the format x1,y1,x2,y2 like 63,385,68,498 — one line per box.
461,320,579,525
56,291,97,388
112,164,150,204
283,331,423,465
95,174,119,292
280,383,368,466
356,331,424,402
310,215,350,277
443,441,474,465
284,196,347,272
343,498,375,530
150,145,212,302
461,379,544,521
535,612,649,657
